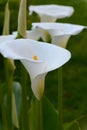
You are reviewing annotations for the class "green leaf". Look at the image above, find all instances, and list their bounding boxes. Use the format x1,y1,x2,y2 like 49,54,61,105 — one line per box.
29,96,58,130
64,115,87,130
78,116,87,130
2,81,22,128
64,121,80,130
43,96,58,130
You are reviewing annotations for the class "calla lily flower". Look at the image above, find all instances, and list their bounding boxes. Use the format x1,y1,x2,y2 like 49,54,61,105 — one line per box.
29,4,74,22
13,28,51,42
32,22,87,48
26,29,51,41
0,39,71,100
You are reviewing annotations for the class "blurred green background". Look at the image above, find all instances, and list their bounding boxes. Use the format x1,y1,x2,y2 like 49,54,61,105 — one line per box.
0,0,87,123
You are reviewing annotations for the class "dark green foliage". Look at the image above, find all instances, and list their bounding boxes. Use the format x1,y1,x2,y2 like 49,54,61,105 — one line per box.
43,96,58,130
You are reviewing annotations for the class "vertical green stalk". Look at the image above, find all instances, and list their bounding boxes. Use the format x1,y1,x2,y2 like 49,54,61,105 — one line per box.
4,59,14,130
21,64,30,130
2,1,14,129
17,0,30,129
37,100,43,130
30,98,43,130
31,98,38,130
58,67,63,130
35,99,43,130
0,83,8,130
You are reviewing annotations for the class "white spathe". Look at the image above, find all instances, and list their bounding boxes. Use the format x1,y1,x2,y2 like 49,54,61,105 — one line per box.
13,30,40,41
13,28,50,41
29,4,74,22
32,22,86,48
0,34,16,43
0,39,71,99
0,34,16,70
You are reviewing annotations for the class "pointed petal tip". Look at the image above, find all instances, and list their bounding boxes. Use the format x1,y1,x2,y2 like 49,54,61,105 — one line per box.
31,74,46,100
32,84,44,100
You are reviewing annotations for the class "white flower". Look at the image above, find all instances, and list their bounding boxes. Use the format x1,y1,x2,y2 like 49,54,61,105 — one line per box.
32,22,86,48
0,34,16,70
13,28,50,41
29,4,74,22
0,39,71,99
0,35,16,43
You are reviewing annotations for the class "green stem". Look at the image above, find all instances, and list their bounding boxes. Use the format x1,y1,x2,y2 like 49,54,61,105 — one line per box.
35,99,43,130
58,67,63,130
0,83,8,130
37,100,43,130
21,64,30,130
4,58,14,130
38,100,43,130
31,98,43,130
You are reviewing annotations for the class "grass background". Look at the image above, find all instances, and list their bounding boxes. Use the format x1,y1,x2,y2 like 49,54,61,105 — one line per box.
0,0,87,123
